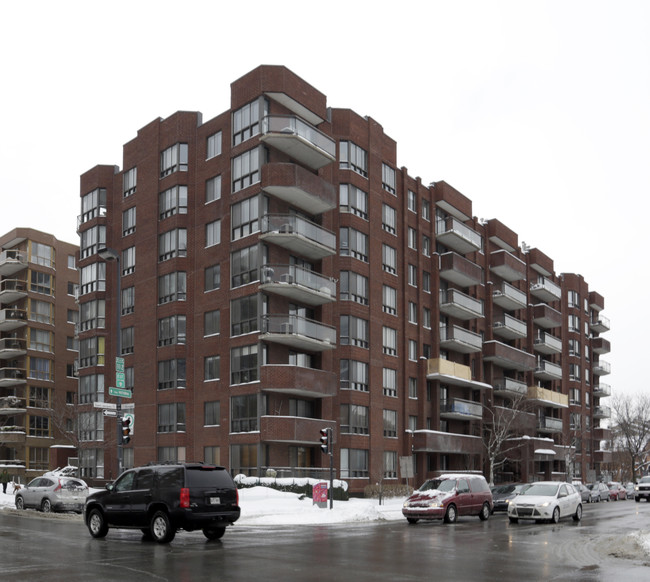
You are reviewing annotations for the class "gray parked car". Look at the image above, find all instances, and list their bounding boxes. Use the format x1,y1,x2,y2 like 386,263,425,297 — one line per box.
15,475,89,513
586,482,609,502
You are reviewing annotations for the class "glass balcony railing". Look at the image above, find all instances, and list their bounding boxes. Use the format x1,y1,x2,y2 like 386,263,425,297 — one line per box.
492,281,527,311
261,214,336,260
262,314,336,346
436,216,482,254
440,398,483,419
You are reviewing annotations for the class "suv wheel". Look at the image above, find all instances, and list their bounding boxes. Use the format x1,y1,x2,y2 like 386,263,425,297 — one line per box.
150,510,176,543
203,526,226,540
15,495,25,510
41,498,52,513
87,509,109,538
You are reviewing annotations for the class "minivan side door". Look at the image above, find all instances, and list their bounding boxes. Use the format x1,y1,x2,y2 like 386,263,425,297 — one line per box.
456,478,472,515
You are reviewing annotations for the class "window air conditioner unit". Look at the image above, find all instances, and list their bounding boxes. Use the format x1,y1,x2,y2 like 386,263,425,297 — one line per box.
281,322,294,334
280,273,294,284
279,223,294,234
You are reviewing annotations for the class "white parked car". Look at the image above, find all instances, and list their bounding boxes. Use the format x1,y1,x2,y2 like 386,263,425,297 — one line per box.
507,481,582,524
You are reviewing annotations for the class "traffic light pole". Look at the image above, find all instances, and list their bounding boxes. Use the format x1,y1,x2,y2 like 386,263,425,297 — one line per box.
328,443,334,510
320,427,334,509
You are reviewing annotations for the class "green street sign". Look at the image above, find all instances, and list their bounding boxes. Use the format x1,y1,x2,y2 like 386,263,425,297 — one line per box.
109,387,132,398
115,357,125,373
116,371,125,388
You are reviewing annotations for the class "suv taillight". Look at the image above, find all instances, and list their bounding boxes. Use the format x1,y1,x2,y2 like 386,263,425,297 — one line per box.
180,487,190,508
54,479,62,492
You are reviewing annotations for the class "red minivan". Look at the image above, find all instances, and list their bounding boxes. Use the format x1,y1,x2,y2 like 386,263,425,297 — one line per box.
402,473,493,524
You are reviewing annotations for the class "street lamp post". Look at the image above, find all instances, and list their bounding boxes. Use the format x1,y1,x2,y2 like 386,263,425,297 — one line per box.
97,247,123,477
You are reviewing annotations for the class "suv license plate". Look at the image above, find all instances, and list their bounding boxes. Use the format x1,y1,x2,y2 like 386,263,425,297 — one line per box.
210,497,221,505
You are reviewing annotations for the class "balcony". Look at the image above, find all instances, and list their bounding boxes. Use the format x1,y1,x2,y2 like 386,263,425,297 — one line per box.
439,252,483,288
537,416,563,434
260,264,336,307
593,426,611,441
590,315,610,333
593,383,611,398
425,358,492,390
412,430,483,455
439,289,484,320
492,281,527,311
0,250,27,276
593,450,613,464
0,395,26,414
527,386,568,408
591,337,611,355
0,337,26,360
0,367,27,387
261,364,337,398
260,214,336,260
0,308,27,332
261,314,336,352
483,340,536,371
0,429,26,443
436,216,482,255
593,406,611,419
489,250,526,282
493,313,527,340
440,398,483,421
260,115,336,170
0,279,27,305
530,277,561,303
532,304,562,329
534,359,562,381
439,325,483,354
261,163,336,215
593,360,611,376
493,377,528,398
589,291,605,312
533,331,562,355
260,415,336,445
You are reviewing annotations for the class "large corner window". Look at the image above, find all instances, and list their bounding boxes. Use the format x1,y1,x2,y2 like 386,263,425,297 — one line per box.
233,98,269,146
160,143,188,178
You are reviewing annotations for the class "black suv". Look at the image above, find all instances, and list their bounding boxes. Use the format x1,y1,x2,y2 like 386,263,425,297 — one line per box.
84,462,240,543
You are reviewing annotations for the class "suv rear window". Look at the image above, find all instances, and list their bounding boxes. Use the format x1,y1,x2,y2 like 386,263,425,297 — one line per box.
186,466,233,488
157,467,184,488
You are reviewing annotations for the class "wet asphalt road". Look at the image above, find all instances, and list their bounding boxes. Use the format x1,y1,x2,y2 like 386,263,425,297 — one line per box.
1,499,650,581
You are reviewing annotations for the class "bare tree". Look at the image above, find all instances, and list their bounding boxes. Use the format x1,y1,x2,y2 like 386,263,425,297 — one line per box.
482,394,534,485
610,393,650,483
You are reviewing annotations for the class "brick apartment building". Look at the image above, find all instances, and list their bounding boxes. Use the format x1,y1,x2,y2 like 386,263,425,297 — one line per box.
76,65,611,491
0,228,80,482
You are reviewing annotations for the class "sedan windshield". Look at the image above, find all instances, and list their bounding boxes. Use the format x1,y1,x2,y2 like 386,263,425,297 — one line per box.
520,483,559,497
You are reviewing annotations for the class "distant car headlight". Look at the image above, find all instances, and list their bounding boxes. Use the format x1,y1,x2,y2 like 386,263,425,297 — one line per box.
403,501,410,508
635,485,639,491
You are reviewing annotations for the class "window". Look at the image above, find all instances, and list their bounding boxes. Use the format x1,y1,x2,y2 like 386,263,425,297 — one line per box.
232,147,265,193
570,388,581,405
206,175,221,203
122,207,136,236
79,374,104,404
121,327,134,355
408,190,417,213
231,393,263,432
158,403,186,433
422,199,431,221
423,271,431,293
204,309,220,336
30,299,53,325
382,285,397,315
206,131,222,159
79,337,105,368
340,315,369,348
383,410,397,437
231,295,258,336
382,204,396,234
340,404,369,434
569,364,581,381
66,337,78,352
231,245,259,288
204,446,220,465
231,344,259,384
123,167,137,197
408,264,417,286
340,141,368,177
408,416,417,431
423,307,431,329
340,359,369,392
159,229,187,261
80,225,106,259
340,271,368,305
409,377,418,398
204,401,220,426
233,98,267,146
30,242,53,267
78,411,103,441
29,415,50,437
383,451,398,479
157,315,186,346
204,355,220,381
231,195,260,240
206,220,221,247
408,340,417,361
408,302,418,324
383,326,397,356
340,448,369,478
158,447,186,463
289,351,313,368
382,244,396,274
422,235,431,256
340,184,368,219
205,264,221,292
158,359,186,390
122,286,135,314
339,227,368,261
383,368,397,397
68,255,76,270
160,143,188,178
80,263,106,295
158,272,186,304
30,271,53,295
159,185,188,219
568,290,580,309
568,338,581,357
67,308,78,324
382,163,396,194
29,386,50,408
568,314,581,333
122,246,135,275
81,188,107,222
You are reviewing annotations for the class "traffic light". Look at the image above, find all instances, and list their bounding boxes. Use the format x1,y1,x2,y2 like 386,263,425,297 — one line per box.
121,416,132,445
320,427,331,455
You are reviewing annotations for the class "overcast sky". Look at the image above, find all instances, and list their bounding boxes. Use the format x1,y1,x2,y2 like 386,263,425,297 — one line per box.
1,1,647,400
